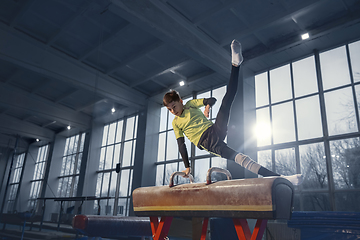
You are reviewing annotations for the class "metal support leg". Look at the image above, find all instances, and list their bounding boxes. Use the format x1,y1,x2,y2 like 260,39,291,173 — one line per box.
21,220,26,240
232,219,267,240
149,216,173,240
78,200,84,214
200,218,209,240
39,200,46,231
97,200,101,215
251,219,267,240
57,200,64,231
233,219,252,240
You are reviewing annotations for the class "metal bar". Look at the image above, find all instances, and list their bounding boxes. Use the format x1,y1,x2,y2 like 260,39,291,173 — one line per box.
200,217,209,240
57,201,63,231
233,218,252,240
150,216,173,240
39,199,46,231
21,220,26,240
149,216,159,237
251,219,268,240
0,136,18,219
156,216,173,240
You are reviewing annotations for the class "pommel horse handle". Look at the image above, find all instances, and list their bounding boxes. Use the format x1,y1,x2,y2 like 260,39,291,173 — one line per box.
206,167,232,184
169,171,194,187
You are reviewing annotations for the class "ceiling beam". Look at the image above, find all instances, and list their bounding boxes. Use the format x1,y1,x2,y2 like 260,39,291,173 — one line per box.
0,22,147,110
109,0,232,78
3,70,23,84
42,120,57,128
54,89,80,103
47,1,95,45
75,98,106,112
130,58,189,87
219,0,330,46
0,114,54,142
244,7,360,62
0,83,91,131
150,70,216,99
9,0,36,27
93,106,137,124
30,79,52,94
79,22,131,61
191,0,236,26
228,8,269,46
0,133,28,151
106,40,163,74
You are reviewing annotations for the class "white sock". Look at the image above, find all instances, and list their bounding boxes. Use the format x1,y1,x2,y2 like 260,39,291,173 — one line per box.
231,39,243,67
281,174,303,186
235,153,261,174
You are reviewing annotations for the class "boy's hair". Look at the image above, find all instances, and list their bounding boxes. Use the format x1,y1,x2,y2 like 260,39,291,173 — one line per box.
163,90,181,106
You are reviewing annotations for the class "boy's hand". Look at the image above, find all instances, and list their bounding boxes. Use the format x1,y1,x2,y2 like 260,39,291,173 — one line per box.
182,167,191,177
204,105,210,118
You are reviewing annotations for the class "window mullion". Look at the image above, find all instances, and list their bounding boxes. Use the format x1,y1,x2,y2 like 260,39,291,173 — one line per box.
346,44,360,132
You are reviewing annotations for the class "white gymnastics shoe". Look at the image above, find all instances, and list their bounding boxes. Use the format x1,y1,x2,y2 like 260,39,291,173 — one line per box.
231,39,243,67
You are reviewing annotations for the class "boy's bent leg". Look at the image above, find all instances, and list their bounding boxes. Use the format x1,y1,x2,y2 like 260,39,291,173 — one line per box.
235,153,279,177
235,154,303,185
235,153,267,176
217,142,274,176
219,144,303,185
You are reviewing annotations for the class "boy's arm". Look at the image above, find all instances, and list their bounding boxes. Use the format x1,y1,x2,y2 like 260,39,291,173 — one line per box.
177,137,190,169
203,97,217,118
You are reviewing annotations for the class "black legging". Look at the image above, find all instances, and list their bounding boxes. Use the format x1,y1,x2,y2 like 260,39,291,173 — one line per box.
214,65,239,141
198,66,239,160
214,66,239,141
198,66,278,177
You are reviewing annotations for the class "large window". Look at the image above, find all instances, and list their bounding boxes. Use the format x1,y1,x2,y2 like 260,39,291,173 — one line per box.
156,87,228,186
28,145,49,211
6,153,25,213
95,115,137,216
57,133,85,202
254,39,360,211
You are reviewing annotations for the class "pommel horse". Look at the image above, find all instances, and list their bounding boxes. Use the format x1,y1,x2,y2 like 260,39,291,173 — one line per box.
132,167,294,240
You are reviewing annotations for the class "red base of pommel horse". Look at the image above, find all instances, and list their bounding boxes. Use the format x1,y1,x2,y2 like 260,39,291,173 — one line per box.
132,167,294,240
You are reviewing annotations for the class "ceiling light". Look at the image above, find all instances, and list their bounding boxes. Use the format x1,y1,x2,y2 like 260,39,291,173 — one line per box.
179,81,185,86
67,125,71,130
36,139,39,142
111,107,116,113
301,33,309,40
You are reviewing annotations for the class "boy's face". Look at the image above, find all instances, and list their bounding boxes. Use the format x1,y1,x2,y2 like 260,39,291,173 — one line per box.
166,99,184,116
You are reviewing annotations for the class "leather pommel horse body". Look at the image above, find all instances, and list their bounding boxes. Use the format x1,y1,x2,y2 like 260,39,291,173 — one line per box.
132,168,294,240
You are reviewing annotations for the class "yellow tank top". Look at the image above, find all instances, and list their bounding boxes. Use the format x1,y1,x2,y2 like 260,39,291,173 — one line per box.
172,99,213,146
